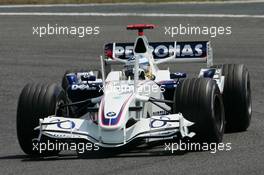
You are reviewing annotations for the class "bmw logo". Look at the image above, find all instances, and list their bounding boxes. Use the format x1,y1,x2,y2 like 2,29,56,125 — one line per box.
106,112,116,117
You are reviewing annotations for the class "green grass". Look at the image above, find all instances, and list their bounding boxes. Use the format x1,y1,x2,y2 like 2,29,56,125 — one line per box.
0,0,221,5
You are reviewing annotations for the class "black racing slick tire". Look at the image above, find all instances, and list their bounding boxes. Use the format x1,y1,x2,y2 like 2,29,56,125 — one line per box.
212,64,252,132
173,78,225,143
17,83,68,156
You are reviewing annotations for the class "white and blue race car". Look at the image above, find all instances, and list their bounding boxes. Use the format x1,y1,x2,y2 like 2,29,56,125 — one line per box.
17,24,251,156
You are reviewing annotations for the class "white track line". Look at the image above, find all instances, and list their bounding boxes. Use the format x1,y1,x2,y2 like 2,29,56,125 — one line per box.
0,12,263,18
0,0,264,8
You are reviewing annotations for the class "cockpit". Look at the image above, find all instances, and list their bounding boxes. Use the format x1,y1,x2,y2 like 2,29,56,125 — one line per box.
123,55,154,80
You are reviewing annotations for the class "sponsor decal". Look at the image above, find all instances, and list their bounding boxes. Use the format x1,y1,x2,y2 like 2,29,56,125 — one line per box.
152,110,169,116
150,116,172,128
50,119,76,129
106,111,117,118
104,41,208,59
71,84,97,90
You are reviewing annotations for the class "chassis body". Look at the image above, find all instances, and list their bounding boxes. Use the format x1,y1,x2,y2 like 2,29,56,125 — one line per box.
35,25,225,148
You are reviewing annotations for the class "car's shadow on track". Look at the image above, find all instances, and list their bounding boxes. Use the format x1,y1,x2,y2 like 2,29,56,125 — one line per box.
78,143,187,160
0,142,187,162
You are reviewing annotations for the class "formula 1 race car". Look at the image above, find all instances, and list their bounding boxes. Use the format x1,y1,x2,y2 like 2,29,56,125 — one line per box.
17,24,252,156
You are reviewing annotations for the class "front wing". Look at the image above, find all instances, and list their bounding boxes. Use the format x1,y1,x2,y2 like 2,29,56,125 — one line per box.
35,114,195,148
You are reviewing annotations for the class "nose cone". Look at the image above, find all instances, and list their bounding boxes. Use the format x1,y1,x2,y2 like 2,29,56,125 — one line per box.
99,86,133,130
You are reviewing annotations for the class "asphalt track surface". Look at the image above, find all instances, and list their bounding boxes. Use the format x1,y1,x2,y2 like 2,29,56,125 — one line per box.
0,2,264,175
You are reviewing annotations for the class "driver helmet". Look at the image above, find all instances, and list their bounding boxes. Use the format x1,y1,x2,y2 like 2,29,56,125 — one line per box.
124,56,152,80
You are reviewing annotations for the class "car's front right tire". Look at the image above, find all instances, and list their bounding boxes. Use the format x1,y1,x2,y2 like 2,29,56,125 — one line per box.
17,83,68,156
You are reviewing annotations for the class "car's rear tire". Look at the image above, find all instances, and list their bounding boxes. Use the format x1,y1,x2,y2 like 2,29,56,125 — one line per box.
173,78,225,143
17,83,68,156
212,64,252,132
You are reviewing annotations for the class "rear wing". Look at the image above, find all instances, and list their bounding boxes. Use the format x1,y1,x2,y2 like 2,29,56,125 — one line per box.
104,41,213,67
